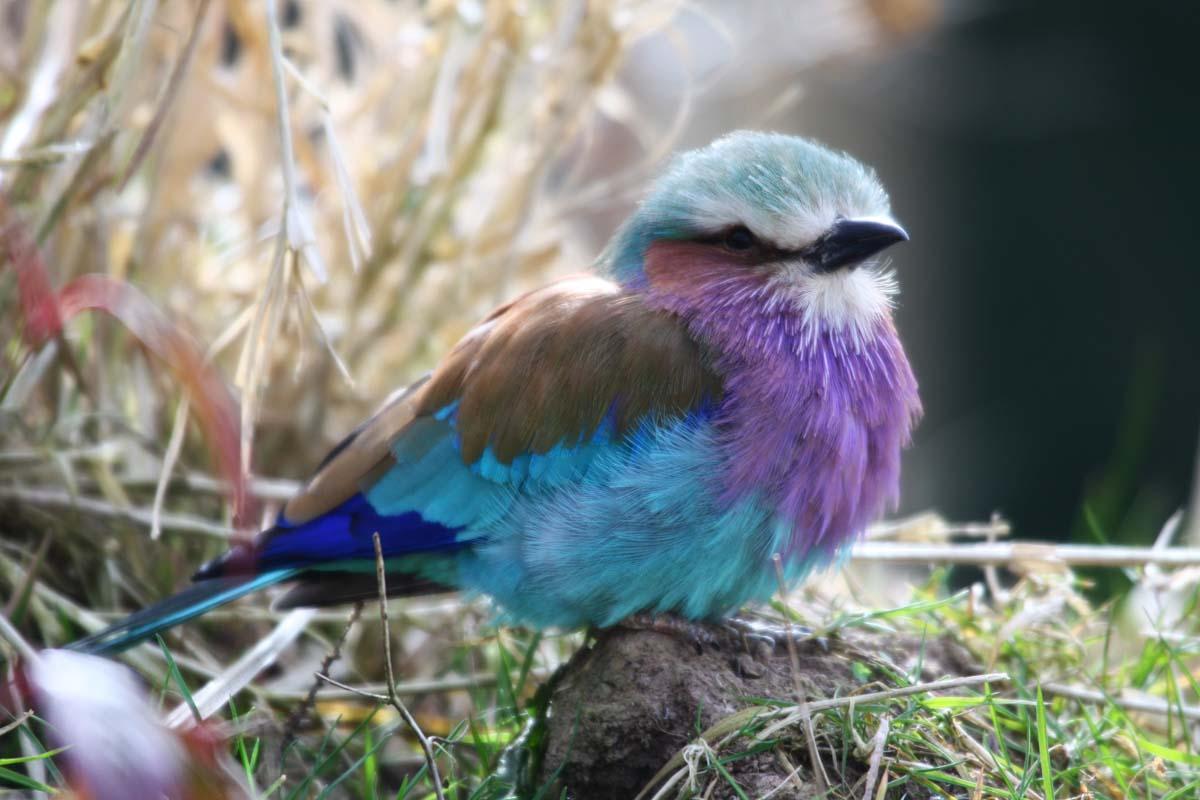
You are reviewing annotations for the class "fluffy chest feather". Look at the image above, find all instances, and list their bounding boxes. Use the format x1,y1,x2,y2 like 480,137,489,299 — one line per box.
642,240,922,558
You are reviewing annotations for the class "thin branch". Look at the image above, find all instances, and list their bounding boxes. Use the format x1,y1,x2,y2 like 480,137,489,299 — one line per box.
164,608,315,729
118,471,299,501
848,540,1200,568
260,667,552,703
373,532,445,800
0,611,40,663
150,394,189,540
314,672,387,702
1042,681,1200,722
0,711,34,738
283,600,364,742
0,485,233,538
865,512,1011,541
860,715,890,800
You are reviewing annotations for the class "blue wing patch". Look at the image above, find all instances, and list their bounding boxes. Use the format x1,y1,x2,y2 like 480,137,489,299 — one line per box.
259,494,463,568
365,407,617,531
259,403,622,569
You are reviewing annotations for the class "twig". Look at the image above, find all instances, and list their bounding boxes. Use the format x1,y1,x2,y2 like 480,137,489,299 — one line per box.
772,552,827,792
283,601,364,742
314,672,387,702
0,711,34,738
373,532,445,800
105,471,300,502
260,668,552,702
0,611,40,663
860,715,890,800
0,485,233,538
983,512,1009,604
164,609,316,729
150,394,189,540
849,540,1200,567
1042,681,1200,722
645,764,688,800
950,716,1002,773
865,512,1011,541
760,757,805,799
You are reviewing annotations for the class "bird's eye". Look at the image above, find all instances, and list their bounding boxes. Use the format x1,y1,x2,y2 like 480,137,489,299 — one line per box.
723,225,756,252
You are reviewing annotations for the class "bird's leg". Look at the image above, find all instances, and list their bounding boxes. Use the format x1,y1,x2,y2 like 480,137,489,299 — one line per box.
613,612,722,650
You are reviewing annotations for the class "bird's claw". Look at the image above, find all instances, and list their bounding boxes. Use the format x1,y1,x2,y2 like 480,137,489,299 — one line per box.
722,615,815,652
612,613,818,657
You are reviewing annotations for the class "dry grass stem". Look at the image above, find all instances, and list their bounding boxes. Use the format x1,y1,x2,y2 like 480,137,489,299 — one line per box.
313,672,387,703
773,551,827,792
850,539,1200,567
1042,681,1200,722
150,394,190,540
859,714,890,800
0,612,40,663
164,608,316,729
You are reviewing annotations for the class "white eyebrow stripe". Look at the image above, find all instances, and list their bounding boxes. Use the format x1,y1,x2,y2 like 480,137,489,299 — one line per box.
680,192,891,252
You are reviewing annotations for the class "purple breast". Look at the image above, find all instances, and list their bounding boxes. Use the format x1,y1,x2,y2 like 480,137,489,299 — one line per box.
641,239,922,559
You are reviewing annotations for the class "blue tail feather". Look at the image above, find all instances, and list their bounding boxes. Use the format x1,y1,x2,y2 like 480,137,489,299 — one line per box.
67,568,298,655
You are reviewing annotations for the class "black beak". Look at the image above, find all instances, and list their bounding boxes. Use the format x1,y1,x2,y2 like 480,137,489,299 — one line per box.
804,217,909,273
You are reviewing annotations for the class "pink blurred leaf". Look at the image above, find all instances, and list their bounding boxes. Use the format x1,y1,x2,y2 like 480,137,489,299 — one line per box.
2,200,255,527
1,198,63,344
15,650,248,800
57,275,254,525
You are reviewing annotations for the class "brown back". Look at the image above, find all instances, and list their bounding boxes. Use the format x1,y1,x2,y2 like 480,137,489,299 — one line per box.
284,275,721,523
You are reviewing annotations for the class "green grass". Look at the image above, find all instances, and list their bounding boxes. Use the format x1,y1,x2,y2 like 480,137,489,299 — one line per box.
5,553,1200,797
5,535,1200,797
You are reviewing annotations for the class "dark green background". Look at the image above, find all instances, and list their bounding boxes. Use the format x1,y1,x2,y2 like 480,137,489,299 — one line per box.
802,0,1199,552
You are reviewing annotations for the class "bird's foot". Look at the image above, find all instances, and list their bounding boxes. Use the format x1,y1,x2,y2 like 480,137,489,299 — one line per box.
722,615,815,653
609,613,818,657
612,612,722,652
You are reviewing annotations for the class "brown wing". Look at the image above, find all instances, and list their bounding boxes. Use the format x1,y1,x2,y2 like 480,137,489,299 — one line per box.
282,378,428,523
282,275,721,523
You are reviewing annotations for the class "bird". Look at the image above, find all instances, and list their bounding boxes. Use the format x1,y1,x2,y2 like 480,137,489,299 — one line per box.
71,131,921,655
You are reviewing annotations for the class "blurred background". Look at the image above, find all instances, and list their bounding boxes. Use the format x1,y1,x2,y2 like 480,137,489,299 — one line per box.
611,0,1200,565
2,0,1199,618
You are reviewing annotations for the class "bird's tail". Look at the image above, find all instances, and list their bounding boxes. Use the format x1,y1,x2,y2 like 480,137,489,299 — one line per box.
67,568,299,655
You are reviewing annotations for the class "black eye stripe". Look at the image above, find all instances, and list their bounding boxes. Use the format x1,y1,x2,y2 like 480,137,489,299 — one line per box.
723,226,755,250
692,225,794,263
693,225,759,250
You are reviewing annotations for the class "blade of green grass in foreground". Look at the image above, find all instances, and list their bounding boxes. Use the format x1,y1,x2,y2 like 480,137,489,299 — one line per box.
1037,685,1054,800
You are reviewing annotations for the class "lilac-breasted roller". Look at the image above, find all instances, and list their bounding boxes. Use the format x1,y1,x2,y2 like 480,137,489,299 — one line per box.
72,131,921,654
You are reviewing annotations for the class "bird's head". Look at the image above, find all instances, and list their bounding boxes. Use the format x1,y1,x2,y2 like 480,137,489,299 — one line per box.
604,131,907,348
